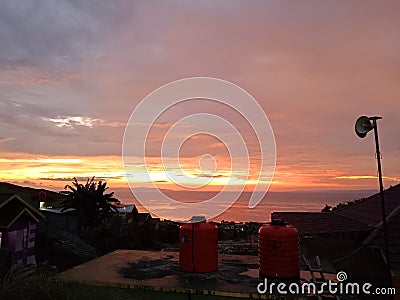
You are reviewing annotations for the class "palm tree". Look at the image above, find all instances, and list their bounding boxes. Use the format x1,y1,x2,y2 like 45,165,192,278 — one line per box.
60,177,120,230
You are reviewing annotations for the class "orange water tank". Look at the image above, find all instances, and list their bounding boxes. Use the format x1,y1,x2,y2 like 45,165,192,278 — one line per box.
179,218,218,273
258,220,299,280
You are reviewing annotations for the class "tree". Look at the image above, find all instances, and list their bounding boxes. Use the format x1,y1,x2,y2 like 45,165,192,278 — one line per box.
321,204,332,212
60,177,120,230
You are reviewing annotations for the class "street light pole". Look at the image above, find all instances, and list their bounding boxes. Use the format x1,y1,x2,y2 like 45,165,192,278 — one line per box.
371,117,390,267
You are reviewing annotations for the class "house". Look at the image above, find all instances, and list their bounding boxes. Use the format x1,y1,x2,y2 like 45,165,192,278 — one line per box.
335,184,400,226
219,221,248,232
0,194,44,274
39,207,80,235
0,182,65,209
115,204,137,224
273,184,400,291
131,211,159,230
115,205,154,226
135,212,152,226
273,184,400,236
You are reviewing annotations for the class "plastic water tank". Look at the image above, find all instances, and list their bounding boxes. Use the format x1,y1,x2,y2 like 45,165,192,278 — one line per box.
179,217,218,273
258,219,299,280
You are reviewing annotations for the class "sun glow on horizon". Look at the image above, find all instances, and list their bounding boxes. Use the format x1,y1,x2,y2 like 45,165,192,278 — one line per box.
1,151,398,193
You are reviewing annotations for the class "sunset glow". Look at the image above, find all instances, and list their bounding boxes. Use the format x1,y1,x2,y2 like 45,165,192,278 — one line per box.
1,150,397,196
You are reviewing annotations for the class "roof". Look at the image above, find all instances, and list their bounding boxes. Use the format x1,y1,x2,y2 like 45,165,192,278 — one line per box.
0,182,64,203
363,205,400,272
0,193,15,204
115,204,136,214
272,185,400,272
273,184,400,235
335,184,400,226
40,207,77,214
135,212,151,224
0,194,45,229
272,212,371,235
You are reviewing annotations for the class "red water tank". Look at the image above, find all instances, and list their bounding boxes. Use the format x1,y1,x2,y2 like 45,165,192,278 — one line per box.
258,220,299,280
179,219,218,273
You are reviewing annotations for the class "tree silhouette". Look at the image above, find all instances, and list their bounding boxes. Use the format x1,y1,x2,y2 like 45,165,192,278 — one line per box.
60,177,120,230
321,204,332,212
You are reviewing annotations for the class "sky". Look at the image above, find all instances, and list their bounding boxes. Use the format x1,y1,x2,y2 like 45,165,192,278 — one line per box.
1,0,400,209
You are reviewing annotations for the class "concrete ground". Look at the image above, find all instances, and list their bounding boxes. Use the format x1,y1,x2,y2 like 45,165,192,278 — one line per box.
55,249,264,298
55,249,341,299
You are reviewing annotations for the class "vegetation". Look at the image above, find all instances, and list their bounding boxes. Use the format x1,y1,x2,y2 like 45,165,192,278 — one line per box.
321,204,332,212
0,277,243,300
60,177,120,230
321,198,365,212
0,277,133,300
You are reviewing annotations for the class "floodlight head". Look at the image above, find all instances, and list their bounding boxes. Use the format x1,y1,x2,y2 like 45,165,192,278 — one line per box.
355,116,373,138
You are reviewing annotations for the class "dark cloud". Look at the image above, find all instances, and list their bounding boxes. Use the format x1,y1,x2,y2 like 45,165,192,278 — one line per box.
0,0,118,66
39,175,123,182
195,174,224,178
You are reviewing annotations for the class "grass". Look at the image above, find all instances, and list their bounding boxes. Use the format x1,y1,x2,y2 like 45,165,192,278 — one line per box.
0,277,133,300
0,277,250,300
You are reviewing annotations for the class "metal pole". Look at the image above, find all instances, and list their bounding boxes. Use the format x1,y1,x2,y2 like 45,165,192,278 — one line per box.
372,117,390,267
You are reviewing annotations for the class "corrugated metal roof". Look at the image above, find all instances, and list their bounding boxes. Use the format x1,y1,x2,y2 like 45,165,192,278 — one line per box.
272,212,371,235
363,205,400,272
336,184,400,226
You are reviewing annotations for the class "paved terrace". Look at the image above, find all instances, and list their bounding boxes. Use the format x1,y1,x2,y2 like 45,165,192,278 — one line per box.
55,250,263,298
55,249,337,299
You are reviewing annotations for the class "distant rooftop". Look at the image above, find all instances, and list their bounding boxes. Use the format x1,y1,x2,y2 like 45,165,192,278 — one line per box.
115,204,136,214
40,207,76,214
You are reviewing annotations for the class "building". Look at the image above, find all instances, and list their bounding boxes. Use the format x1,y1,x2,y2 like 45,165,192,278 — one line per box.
115,204,137,224
273,184,400,291
39,207,80,235
271,211,371,239
0,182,65,209
0,194,44,275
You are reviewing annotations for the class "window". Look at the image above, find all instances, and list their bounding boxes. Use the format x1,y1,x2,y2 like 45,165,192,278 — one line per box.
16,229,28,251
23,229,28,249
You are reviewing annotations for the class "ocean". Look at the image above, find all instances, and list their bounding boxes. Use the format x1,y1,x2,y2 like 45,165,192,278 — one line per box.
112,188,376,222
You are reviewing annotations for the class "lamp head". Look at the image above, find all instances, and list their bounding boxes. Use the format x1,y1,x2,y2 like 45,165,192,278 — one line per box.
355,116,374,138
